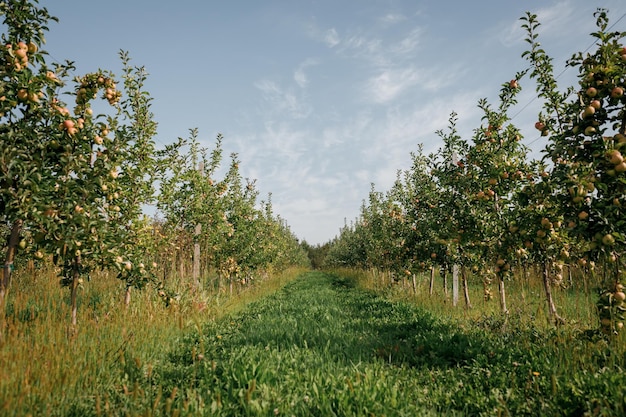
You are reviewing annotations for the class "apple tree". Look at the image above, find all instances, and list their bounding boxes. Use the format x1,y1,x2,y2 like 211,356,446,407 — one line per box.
522,10,626,334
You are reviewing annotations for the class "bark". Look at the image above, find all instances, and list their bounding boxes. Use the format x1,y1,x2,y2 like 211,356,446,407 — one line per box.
462,266,472,309
1,219,22,306
192,223,201,291
124,286,132,308
429,265,435,295
542,262,565,325
70,256,81,327
498,275,508,315
411,273,417,295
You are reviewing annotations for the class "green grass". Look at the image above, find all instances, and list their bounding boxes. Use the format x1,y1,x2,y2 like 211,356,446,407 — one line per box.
2,268,626,415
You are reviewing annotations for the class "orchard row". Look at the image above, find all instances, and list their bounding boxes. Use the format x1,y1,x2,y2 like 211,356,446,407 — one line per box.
0,1,309,330
324,10,626,335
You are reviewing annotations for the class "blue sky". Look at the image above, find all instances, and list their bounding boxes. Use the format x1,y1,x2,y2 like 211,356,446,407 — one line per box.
40,0,625,245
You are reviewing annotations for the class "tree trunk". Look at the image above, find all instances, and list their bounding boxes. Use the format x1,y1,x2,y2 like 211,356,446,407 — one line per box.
1,219,22,307
124,286,131,308
429,265,435,295
542,262,565,325
1,220,23,342
452,264,459,306
442,267,448,296
71,255,81,327
192,223,201,291
462,266,472,309
498,275,508,315
411,273,417,295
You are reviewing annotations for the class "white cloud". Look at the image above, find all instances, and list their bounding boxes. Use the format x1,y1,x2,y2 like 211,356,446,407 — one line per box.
254,79,312,119
498,1,576,48
324,28,340,47
293,58,318,89
380,13,406,25
365,67,421,103
391,27,423,56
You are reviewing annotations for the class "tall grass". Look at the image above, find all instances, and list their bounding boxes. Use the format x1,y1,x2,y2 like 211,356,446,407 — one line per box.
338,266,600,330
0,265,305,416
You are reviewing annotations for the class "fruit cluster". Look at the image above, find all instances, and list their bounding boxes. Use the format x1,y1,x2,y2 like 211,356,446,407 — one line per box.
597,282,626,334
74,72,120,112
3,40,36,71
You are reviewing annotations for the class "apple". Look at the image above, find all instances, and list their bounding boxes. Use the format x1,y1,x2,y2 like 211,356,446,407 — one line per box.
14,45,27,59
611,86,624,98
109,169,119,179
590,99,602,109
607,149,624,164
582,106,595,118
578,211,589,220
586,87,598,97
584,126,596,136
535,121,546,131
509,79,519,89
615,162,626,173
17,89,28,101
602,234,615,246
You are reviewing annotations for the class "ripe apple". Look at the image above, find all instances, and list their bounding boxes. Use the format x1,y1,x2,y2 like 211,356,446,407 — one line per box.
584,126,596,136
586,87,598,97
534,121,545,131
509,79,519,89
615,162,626,173
578,211,589,220
611,86,624,98
14,46,27,59
607,149,624,164
62,119,75,130
590,99,602,109
582,106,596,118
17,89,28,101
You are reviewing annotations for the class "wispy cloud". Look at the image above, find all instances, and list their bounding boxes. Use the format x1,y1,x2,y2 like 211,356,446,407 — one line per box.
294,58,318,89
499,1,576,47
365,67,421,103
254,79,312,119
324,28,340,47
380,13,407,26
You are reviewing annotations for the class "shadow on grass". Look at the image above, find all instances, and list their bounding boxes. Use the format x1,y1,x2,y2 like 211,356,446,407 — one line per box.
216,271,502,370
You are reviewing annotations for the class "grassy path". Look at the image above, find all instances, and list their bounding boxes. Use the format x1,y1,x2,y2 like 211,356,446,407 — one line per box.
106,271,625,416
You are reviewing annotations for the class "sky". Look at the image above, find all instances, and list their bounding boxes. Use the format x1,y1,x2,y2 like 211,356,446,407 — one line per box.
37,0,626,245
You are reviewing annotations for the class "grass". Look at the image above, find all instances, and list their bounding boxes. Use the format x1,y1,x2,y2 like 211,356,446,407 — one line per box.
2,267,625,415
0,265,306,416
